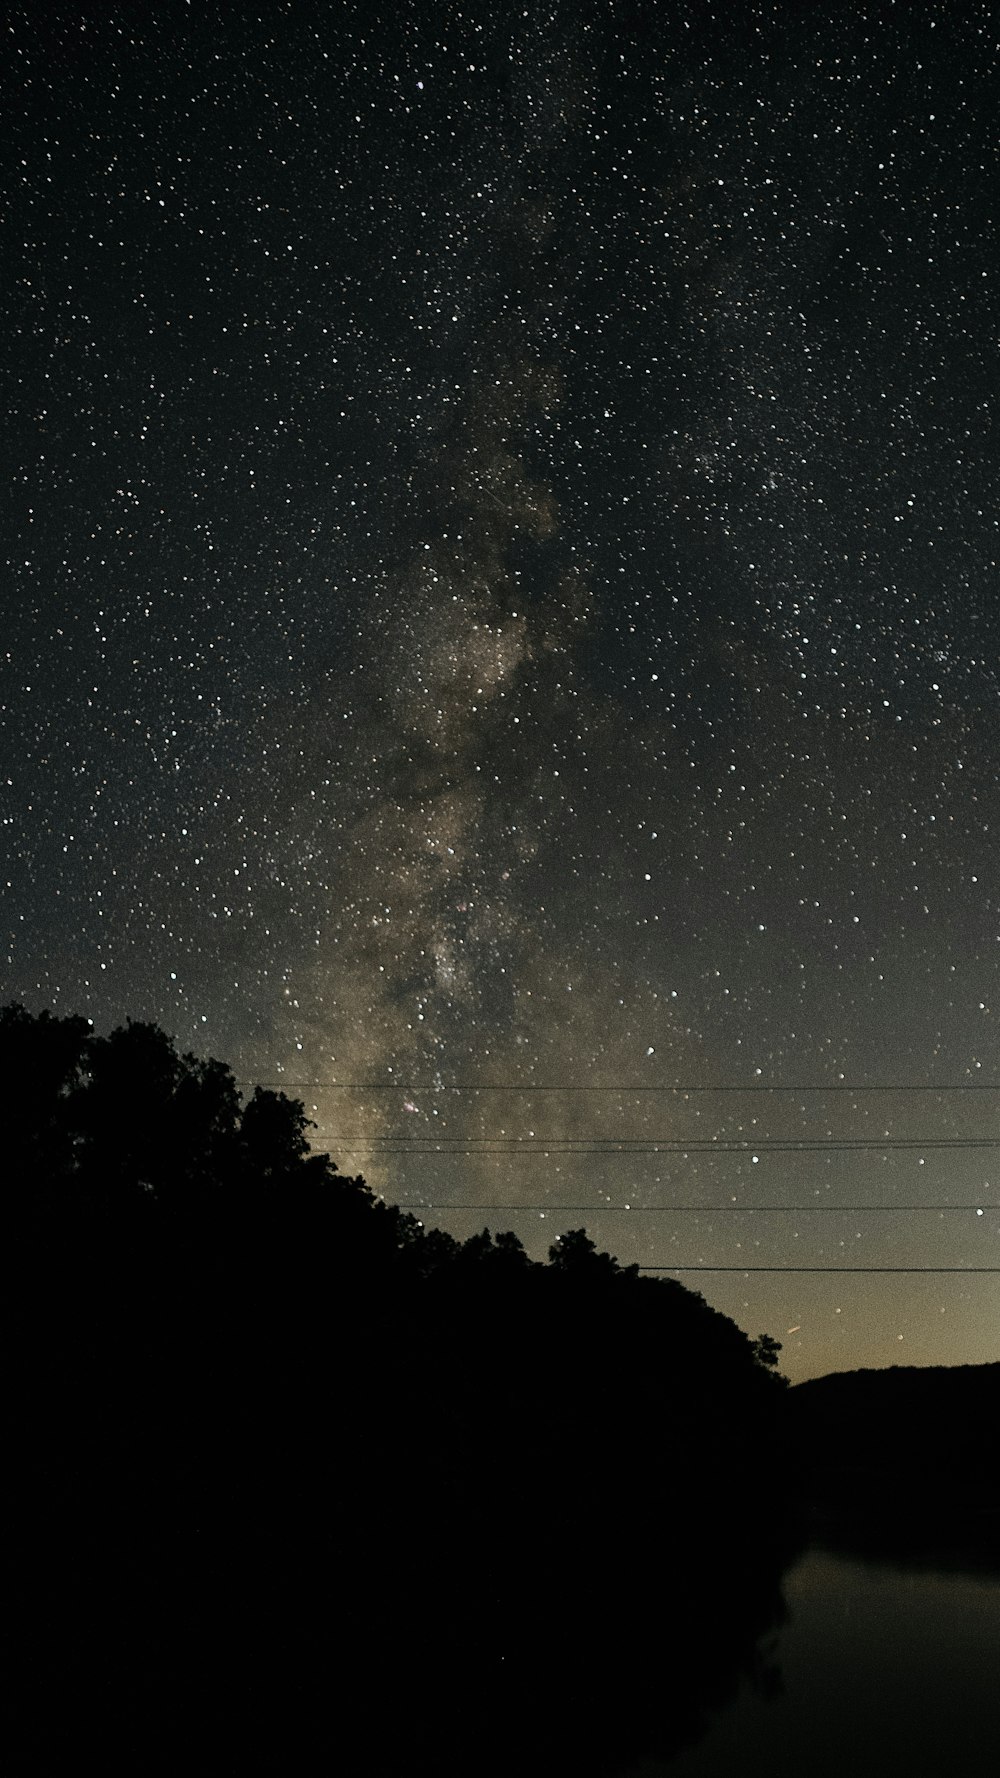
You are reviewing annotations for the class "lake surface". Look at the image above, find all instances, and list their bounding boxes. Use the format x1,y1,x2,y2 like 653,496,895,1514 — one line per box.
647,1546,1000,1778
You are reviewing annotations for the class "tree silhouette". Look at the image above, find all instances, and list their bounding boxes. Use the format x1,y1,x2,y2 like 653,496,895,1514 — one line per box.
1,1001,90,1207
7,1001,796,1777
548,1224,639,1280
752,1332,785,1371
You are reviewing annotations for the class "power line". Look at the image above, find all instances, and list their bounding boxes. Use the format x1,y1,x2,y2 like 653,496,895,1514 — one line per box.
325,1135,996,1146
638,1266,1000,1275
322,1138,997,1154
238,1080,998,1093
388,1202,994,1213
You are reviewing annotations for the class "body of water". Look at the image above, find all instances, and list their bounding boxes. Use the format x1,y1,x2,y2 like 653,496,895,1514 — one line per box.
651,1546,1000,1778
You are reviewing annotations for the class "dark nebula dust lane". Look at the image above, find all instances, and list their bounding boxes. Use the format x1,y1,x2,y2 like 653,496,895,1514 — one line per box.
2,2,997,1377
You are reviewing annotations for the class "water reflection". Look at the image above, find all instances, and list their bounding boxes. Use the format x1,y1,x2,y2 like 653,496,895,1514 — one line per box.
636,1547,1000,1778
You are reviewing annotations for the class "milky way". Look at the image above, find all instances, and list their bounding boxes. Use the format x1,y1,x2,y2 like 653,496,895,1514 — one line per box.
2,2,997,1378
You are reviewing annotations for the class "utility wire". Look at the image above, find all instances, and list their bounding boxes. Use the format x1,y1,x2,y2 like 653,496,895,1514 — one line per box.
638,1265,1000,1275
226,1078,997,1278
322,1138,997,1154
388,1202,993,1213
237,1080,998,1093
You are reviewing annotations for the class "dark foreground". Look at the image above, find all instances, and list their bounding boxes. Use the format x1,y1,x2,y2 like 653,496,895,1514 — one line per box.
15,1232,995,1776
7,1008,997,1772
13,1222,794,1776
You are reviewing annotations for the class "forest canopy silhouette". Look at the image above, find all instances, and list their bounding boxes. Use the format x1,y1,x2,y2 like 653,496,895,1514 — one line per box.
4,997,786,1372
9,1002,794,1774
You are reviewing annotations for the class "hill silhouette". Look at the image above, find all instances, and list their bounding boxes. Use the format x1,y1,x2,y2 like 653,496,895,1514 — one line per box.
789,1364,1000,1568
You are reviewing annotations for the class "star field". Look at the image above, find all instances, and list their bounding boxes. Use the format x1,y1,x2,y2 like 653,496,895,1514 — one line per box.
2,1,997,1378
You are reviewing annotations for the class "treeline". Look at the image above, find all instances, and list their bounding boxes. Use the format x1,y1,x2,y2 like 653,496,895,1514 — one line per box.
8,1004,792,1774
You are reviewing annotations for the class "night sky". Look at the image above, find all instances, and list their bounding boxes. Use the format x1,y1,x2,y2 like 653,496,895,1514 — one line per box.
3,1,997,1380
